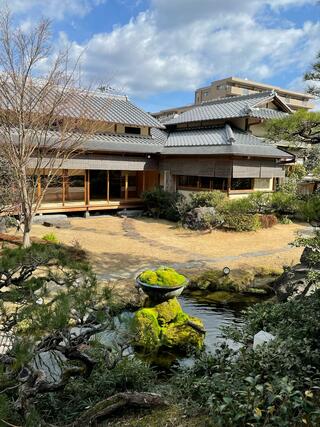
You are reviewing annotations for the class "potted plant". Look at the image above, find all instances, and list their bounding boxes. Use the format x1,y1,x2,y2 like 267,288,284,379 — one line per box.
136,267,188,301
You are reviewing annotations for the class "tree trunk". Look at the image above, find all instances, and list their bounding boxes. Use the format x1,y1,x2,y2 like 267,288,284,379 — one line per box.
22,219,31,248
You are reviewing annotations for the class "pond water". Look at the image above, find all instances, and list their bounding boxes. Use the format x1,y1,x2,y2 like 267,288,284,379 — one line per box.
94,290,264,369
180,291,263,354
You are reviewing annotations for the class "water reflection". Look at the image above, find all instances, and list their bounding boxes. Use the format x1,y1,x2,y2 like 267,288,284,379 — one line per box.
180,291,261,353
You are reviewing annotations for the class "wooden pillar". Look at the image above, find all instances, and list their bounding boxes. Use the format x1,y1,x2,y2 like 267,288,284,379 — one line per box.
125,172,128,201
227,176,231,196
85,170,90,205
62,170,67,206
107,171,110,203
142,171,146,192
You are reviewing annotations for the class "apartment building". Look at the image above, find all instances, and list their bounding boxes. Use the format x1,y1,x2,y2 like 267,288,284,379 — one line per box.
195,76,315,111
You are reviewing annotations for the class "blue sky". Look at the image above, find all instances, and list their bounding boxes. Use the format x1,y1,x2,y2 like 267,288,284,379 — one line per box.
3,0,320,112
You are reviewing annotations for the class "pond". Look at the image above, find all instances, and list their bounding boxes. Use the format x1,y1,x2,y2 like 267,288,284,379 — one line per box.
180,290,263,354
94,290,265,369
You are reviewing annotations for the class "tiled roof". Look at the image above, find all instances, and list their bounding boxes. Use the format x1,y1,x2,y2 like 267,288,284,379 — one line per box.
63,91,165,128
164,91,291,125
247,107,288,120
163,124,293,159
84,128,167,153
0,82,164,129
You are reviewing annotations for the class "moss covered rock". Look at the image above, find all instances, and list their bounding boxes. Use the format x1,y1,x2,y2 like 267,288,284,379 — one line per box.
153,298,183,324
161,315,205,350
132,298,205,353
131,308,161,351
189,268,279,294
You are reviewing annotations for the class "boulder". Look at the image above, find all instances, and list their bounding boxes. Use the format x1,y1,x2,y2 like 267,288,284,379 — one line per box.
161,315,205,350
132,308,161,351
145,297,182,325
132,298,205,352
189,268,276,294
253,331,275,349
183,206,223,230
272,265,320,301
300,246,320,269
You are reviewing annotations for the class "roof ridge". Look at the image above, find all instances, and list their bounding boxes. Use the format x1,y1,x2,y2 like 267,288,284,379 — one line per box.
201,90,275,106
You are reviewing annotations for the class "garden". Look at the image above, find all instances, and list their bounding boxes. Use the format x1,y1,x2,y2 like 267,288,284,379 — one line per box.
142,175,320,232
0,229,319,426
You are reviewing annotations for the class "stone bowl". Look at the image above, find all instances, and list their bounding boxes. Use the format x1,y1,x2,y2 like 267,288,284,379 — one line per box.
136,275,188,301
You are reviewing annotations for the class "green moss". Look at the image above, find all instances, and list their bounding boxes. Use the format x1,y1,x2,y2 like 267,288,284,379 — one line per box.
132,298,205,353
161,316,205,350
139,270,158,285
153,298,182,325
139,267,186,287
132,308,161,351
190,268,278,294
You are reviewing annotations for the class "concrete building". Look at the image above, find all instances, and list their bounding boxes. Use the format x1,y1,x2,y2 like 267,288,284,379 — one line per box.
195,76,315,111
153,77,315,121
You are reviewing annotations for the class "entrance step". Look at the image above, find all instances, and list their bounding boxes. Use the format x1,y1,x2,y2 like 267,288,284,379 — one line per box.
117,209,144,218
33,214,71,229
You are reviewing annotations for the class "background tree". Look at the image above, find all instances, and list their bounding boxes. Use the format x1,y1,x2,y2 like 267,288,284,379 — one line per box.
0,157,20,220
0,10,101,247
305,51,320,97
266,110,320,147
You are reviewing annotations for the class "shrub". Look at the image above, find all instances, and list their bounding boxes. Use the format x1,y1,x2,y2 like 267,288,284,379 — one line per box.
271,191,298,215
142,187,182,222
287,164,307,180
218,197,253,215
245,191,273,214
298,196,320,222
173,289,320,426
42,232,59,243
223,213,261,231
278,215,293,224
189,191,227,209
259,214,278,228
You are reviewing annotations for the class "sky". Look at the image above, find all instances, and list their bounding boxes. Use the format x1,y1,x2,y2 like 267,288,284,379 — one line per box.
2,0,320,112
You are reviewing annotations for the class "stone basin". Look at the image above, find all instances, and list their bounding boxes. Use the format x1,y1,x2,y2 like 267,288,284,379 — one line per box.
136,275,188,301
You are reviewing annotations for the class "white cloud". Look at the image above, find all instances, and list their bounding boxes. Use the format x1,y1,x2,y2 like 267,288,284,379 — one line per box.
60,0,320,98
0,0,105,20
13,0,319,99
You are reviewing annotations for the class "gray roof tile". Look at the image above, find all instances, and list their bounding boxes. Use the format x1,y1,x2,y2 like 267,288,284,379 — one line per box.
1,82,164,129
163,124,293,159
164,91,290,125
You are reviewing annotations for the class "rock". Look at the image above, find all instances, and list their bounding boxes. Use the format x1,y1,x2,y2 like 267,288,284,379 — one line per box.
189,268,276,294
132,308,161,351
132,298,205,352
0,331,14,355
272,265,320,301
253,331,275,349
300,246,320,269
0,218,6,232
118,209,143,218
32,350,67,383
183,207,222,230
161,315,205,350
146,298,182,325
